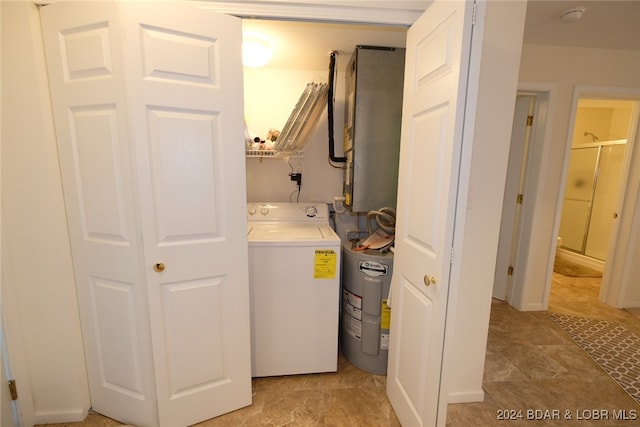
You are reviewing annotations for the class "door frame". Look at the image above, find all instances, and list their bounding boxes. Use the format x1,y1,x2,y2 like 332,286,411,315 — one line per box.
1,2,418,425
494,94,534,302
1,237,34,427
8,2,525,424
509,84,640,312
190,1,423,26
493,93,541,302
2,316,20,427
552,86,640,309
500,85,554,310
202,1,528,421
563,86,640,308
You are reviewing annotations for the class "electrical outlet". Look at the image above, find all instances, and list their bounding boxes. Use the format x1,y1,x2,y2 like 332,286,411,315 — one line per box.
289,173,302,185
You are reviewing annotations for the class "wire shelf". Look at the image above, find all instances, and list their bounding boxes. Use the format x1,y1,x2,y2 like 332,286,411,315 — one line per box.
245,149,304,159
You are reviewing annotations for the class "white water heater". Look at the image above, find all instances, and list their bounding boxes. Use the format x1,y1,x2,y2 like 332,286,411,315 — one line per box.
341,242,394,374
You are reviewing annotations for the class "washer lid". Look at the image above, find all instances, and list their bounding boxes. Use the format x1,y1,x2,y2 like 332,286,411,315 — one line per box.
247,223,339,244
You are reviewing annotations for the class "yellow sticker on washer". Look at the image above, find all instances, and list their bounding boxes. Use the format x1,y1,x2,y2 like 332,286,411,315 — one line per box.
314,249,337,279
381,299,391,330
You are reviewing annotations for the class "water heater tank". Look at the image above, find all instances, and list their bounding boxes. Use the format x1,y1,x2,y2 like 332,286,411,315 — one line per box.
341,242,394,374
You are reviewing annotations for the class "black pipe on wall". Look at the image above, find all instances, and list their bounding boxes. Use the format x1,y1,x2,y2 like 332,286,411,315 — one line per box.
328,50,346,163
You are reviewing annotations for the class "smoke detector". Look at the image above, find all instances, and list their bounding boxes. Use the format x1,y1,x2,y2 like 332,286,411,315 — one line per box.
560,7,586,23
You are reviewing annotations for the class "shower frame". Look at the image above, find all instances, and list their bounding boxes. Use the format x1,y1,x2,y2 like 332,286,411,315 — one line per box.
561,139,626,259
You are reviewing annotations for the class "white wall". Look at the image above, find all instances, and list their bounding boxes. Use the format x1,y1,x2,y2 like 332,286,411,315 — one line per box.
620,179,640,305
572,101,634,145
515,44,640,310
1,2,90,424
244,67,344,204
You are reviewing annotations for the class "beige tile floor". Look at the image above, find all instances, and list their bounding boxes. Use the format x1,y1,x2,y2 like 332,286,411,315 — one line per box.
40,272,640,426
447,273,640,426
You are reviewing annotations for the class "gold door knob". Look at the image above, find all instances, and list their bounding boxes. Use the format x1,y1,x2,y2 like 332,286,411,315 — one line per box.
424,275,437,286
153,262,165,272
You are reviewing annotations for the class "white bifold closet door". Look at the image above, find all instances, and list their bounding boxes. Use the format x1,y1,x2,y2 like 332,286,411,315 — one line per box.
40,2,251,426
386,1,477,426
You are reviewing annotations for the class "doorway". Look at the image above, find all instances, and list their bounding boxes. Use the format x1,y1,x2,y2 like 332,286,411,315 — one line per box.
553,96,639,300
493,90,549,304
502,86,640,313
555,98,636,276
1,321,20,427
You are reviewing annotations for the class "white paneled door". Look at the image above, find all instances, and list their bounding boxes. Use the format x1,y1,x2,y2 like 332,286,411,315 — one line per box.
493,95,534,301
41,2,251,426
387,1,475,426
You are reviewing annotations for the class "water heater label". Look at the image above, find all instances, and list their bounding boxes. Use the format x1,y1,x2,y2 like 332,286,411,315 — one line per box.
381,299,391,330
342,312,361,340
342,289,362,340
359,260,389,276
343,288,362,308
380,333,389,350
314,249,337,279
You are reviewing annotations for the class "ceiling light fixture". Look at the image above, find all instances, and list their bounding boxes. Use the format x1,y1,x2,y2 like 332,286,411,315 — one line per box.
242,33,272,68
560,7,586,24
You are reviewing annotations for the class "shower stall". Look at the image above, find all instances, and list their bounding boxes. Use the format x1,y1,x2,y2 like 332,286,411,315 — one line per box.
558,139,626,261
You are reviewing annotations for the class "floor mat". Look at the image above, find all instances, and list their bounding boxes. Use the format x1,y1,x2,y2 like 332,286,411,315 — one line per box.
553,256,602,278
549,313,640,404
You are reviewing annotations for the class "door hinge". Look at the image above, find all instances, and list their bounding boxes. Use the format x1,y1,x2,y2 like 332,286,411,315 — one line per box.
527,115,534,126
450,247,455,264
507,266,514,276
517,194,524,204
8,379,18,401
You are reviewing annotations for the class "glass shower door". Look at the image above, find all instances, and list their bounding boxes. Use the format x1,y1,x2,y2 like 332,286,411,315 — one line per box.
559,143,626,260
559,147,598,253
585,144,626,259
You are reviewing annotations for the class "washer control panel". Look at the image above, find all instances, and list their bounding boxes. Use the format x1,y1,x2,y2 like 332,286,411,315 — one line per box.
247,202,329,222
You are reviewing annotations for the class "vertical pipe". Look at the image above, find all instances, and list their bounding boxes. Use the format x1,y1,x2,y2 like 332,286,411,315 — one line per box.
328,50,346,163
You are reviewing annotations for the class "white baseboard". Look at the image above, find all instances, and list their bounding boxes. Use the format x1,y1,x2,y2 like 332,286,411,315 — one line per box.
522,302,545,311
34,408,88,425
448,389,485,403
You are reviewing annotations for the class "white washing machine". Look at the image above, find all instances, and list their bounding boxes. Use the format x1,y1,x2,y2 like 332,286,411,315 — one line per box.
247,202,342,377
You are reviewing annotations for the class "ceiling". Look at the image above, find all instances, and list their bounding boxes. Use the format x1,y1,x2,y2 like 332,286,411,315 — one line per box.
523,0,640,51
240,1,640,71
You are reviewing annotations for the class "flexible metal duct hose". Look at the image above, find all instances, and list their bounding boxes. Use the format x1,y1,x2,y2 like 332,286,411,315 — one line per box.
367,207,396,236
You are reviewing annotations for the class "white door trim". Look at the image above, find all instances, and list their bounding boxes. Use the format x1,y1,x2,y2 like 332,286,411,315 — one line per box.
1,239,34,427
493,94,536,302
505,83,557,311
1,316,20,427
37,1,425,26
541,85,640,310
571,86,640,308
187,1,424,25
